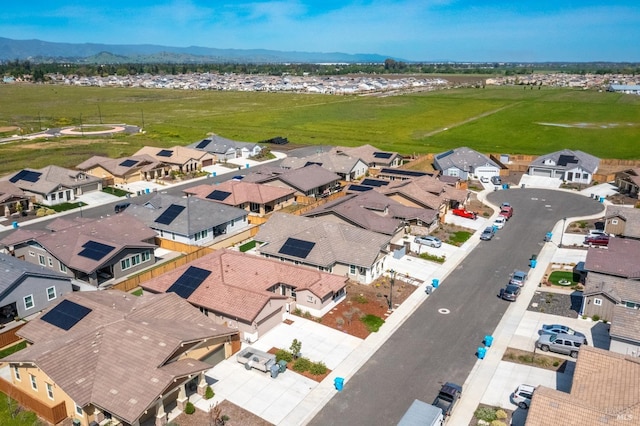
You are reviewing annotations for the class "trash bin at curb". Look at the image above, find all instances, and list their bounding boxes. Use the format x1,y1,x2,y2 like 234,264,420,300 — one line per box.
432,278,440,289
278,359,287,373
484,335,494,347
270,364,280,378
477,347,487,359
425,285,433,295
334,377,344,391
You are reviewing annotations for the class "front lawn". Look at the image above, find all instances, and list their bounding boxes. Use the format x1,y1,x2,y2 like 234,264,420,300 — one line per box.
0,392,40,426
447,231,472,246
41,202,85,213
103,187,130,197
548,270,579,286
361,314,385,332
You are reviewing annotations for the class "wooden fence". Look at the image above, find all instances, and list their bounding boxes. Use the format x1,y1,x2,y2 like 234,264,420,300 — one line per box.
0,378,67,424
0,323,25,349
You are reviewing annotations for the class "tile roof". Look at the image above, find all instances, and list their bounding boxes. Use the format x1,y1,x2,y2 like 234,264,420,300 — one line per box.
0,252,69,296
142,249,347,322
610,306,640,343
378,175,469,208
256,212,390,268
76,154,167,177
605,205,640,238
186,133,260,154
5,291,236,424
184,180,295,206
0,215,156,274
526,346,640,426
133,145,213,166
125,193,247,235
242,164,340,193
279,152,365,175
584,272,640,303
584,238,640,279
0,181,25,203
1,165,102,196
330,144,400,166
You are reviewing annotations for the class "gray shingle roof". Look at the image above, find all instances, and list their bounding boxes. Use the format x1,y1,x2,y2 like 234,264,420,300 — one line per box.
186,133,260,154
583,272,639,303
2,165,102,196
0,253,69,296
529,149,600,174
433,146,499,171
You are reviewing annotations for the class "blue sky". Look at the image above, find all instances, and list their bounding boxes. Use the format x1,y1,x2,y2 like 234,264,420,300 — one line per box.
2,1,639,62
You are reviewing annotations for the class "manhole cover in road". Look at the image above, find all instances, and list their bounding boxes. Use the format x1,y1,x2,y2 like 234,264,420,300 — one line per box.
438,308,451,314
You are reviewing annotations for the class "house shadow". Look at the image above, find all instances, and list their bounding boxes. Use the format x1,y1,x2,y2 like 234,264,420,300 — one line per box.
590,321,611,350
569,291,583,316
510,407,528,426
555,360,575,393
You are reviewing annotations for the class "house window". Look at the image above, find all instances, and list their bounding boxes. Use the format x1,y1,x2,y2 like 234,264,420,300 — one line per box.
30,374,37,391
625,301,640,309
13,366,20,381
24,295,34,310
46,383,54,400
307,295,314,303
350,265,356,274
121,258,131,270
38,255,46,266
46,286,56,301
51,193,56,201
48,257,53,267
75,404,83,416
594,298,602,306
59,262,67,273
611,219,618,225
141,250,151,262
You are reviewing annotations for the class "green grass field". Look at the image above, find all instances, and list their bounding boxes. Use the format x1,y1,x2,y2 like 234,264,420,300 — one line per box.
1,84,639,176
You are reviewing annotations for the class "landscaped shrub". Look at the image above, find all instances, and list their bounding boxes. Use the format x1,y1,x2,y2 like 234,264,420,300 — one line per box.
490,421,507,426
592,315,600,322
353,294,368,304
361,314,384,332
336,317,345,327
309,361,328,375
185,401,195,415
496,409,508,420
474,407,497,422
419,252,446,263
205,385,214,400
293,357,312,372
275,349,293,363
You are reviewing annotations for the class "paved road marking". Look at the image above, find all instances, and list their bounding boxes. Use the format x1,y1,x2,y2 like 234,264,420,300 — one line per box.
438,308,451,315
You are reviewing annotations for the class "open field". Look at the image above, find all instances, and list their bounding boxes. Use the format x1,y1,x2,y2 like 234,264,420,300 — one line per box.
1,84,639,176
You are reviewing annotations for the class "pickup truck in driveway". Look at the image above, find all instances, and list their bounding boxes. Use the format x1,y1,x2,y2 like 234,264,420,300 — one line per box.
432,382,463,417
452,208,477,220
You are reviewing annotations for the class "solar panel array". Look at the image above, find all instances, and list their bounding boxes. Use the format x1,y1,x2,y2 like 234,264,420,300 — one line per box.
154,204,185,225
206,190,231,201
373,152,393,159
157,149,174,157
347,185,373,192
9,170,42,183
278,238,316,259
380,168,427,177
41,299,92,331
557,155,578,166
196,139,211,149
436,149,454,160
167,266,212,299
361,178,388,187
119,159,138,167
78,240,116,261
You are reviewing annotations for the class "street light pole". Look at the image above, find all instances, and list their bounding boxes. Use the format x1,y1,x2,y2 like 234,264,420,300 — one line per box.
559,217,567,248
389,269,395,310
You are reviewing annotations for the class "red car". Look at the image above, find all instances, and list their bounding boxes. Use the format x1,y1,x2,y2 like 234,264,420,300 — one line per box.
452,208,477,220
499,206,513,220
584,235,609,246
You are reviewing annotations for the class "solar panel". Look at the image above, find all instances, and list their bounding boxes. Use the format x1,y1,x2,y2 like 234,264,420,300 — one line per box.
373,152,393,159
347,185,373,192
9,170,42,183
380,168,426,177
436,149,454,160
119,159,138,167
206,190,231,201
557,155,578,166
41,299,92,331
157,149,174,157
278,238,316,259
167,266,211,299
196,139,211,149
154,204,185,225
78,240,116,261
361,178,388,187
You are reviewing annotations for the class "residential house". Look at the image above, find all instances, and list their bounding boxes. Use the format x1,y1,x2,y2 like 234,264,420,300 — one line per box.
133,145,216,173
609,306,640,356
256,212,391,284
0,253,73,324
187,133,263,161
142,249,347,340
614,167,640,198
243,164,341,199
528,149,600,184
124,193,248,246
583,237,640,279
76,154,171,185
2,290,239,426
330,144,402,168
2,166,102,206
526,346,640,425
279,151,369,181
0,215,157,287
183,180,296,217
376,168,431,182
433,147,501,181
304,190,436,238
0,181,29,218
604,205,640,239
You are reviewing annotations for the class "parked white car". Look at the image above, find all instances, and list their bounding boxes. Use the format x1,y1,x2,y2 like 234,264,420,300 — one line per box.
493,216,506,229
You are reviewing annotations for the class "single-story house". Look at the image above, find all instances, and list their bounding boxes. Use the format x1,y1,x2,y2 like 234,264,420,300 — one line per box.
0,181,30,218
526,345,640,425
584,237,640,279
187,133,263,161
1,166,102,206
124,193,248,246
0,253,73,324
604,205,640,239
279,151,369,182
375,168,431,182
133,146,216,173
2,290,239,426
433,147,501,181
0,215,157,288
76,154,171,185
183,180,296,217
242,164,341,199
528,149,600,184
614,167,640,199
142,249,347,341
256,212,391,284
330,144,402,168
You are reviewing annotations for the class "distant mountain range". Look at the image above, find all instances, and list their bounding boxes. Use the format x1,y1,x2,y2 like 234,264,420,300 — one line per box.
0,37,401,64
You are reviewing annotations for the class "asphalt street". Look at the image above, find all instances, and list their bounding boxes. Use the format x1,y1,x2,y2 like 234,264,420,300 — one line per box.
309,188,605,426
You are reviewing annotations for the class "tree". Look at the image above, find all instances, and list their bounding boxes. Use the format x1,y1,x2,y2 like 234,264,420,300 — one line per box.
290,338,302,359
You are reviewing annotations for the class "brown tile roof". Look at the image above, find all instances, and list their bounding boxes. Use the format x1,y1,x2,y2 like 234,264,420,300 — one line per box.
584,238,640,279
76,154,167,177
133,145,214,166
610,306,640,343
527,345,640,426
242,164,340,193
142,249,347,323
584,272,640,303
2,165,102,195
5,291,236,424
185,180,295,206
606,205,640,239
0,181,25,203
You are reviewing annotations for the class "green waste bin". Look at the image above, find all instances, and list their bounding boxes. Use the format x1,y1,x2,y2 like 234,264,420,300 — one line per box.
278,359,287,373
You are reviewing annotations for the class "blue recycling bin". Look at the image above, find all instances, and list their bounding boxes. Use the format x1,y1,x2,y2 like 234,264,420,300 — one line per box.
12,221,19,229
545,232,553,242
245,163,250,169
432,278,440,289
599,196,604,203
212,172,217,177
484,335,494,347
530,259,537,268
477,347,487,359
334,377,344,392
492,225,499,232
502,183,508,190
145,188,150,194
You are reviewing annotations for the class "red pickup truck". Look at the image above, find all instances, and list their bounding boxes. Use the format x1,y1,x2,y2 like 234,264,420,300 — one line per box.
452,208,477,220
499,206,513,220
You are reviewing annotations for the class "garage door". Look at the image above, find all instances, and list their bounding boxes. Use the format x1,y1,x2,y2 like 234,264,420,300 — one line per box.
200,345,225,366
532,168,553,177
202,159,213,167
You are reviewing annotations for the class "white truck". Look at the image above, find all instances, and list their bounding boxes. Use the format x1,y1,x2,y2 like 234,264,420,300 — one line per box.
397,399,444,426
